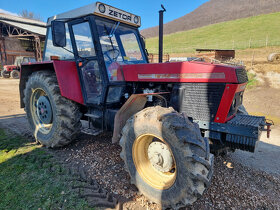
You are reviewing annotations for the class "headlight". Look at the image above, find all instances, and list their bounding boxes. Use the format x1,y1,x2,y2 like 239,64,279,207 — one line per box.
98,4,106,13
134,16,139,24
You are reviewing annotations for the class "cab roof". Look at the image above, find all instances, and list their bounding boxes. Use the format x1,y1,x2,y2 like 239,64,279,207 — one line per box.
47,2,141,27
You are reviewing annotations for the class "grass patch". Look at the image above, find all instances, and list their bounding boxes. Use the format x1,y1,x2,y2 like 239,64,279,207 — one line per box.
0,129,92,210
247,72,258,89
146,12,280,54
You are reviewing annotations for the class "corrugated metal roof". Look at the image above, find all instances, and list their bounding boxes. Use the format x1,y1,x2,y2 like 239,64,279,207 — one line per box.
0,19,46,36
0,13,46,36
0,13,46,26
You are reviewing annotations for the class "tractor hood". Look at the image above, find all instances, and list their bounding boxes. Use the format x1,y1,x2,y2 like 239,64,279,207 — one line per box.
3,65,17,71
120,61,247,84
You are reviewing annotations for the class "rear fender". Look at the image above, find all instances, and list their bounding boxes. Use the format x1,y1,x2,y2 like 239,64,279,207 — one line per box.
20,60,84,108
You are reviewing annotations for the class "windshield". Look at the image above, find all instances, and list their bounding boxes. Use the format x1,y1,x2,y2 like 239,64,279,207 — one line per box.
96,17,147,66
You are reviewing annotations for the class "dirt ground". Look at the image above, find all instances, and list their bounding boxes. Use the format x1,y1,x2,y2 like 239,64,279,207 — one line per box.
0,62,280,209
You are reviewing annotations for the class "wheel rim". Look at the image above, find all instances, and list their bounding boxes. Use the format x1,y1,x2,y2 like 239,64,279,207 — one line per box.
30,88,53,135
132,134,177,190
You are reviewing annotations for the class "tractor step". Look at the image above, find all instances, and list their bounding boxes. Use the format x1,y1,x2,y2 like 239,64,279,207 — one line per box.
85,113,102,119
81,127,102,136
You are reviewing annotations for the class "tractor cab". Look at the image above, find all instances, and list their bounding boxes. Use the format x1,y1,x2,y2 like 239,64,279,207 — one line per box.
43,2,147,105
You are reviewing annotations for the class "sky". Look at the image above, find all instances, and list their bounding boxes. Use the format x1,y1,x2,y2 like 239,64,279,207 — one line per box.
0,0,209,29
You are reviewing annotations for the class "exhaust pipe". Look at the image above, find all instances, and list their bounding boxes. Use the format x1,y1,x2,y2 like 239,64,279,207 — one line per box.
159,4,166,63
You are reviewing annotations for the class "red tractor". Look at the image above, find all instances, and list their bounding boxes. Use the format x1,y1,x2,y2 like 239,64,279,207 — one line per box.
1,56,35,79
19,2,272,208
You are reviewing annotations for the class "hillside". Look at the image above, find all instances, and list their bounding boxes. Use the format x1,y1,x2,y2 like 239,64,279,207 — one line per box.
141,0,280,38
146,12,280,54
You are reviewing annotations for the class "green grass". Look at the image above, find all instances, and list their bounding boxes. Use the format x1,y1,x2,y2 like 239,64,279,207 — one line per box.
247,72,258,89
0,129,92,210
146,12,280,54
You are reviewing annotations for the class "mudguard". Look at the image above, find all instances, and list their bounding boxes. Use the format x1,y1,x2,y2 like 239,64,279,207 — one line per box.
20,60,84,108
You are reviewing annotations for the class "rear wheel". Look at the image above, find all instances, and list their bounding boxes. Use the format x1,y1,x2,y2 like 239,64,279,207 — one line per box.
11,70,20,79
120,106,214,209
2,70,10,78
24,71,82,148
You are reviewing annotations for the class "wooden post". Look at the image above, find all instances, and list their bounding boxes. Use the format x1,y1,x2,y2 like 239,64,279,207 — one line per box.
251,50,255,70
249,37,252,48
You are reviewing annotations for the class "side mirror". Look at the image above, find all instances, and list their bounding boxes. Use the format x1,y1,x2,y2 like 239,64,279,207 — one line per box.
51,20,66,47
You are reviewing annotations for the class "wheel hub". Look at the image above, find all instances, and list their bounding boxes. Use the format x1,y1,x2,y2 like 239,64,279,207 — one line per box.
148,142,174,173
36,96,53,124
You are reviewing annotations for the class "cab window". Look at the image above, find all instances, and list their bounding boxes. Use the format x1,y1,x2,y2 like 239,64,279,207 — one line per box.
72,22,96,57
95,17,147,82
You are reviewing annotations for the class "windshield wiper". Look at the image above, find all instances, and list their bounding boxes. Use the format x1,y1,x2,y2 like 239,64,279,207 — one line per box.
103,22,120,50
109,22,120,37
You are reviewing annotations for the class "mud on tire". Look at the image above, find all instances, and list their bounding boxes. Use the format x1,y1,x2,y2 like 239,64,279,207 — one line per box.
120,106,214,209
24,71,82,148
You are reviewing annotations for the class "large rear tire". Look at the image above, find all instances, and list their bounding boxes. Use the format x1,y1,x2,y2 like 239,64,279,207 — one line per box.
120,106,214,209
24,71,82,148
11,70,20,79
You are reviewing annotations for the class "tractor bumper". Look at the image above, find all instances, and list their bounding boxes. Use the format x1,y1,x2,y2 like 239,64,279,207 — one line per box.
195,114,271,153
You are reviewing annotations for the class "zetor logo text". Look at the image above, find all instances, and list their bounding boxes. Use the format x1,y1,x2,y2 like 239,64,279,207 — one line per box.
97,3,134,22
108,9,132,21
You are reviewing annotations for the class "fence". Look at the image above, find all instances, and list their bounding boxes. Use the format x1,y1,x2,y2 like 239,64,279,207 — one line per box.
148,53,170,63
147,37,280,54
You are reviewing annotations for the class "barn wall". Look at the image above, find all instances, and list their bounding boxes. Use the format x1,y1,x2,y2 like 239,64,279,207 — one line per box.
1,37,34,65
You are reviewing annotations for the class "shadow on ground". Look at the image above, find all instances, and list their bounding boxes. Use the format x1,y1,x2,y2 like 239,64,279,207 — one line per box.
0,114,32,137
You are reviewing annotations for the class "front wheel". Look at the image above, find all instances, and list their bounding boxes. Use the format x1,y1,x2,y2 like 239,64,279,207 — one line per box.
120,106,214,209
24,71,82,148
11,70,20,79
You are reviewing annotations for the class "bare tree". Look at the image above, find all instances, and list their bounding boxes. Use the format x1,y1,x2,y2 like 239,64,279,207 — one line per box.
18,9,42,21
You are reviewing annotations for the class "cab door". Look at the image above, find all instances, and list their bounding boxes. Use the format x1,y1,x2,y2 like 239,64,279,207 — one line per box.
68,18,104,105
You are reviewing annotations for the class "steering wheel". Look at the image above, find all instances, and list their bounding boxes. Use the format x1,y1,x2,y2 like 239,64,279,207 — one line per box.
104,48,120,63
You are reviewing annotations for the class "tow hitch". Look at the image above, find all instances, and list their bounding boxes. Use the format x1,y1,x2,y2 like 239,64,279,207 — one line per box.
262,119,274,138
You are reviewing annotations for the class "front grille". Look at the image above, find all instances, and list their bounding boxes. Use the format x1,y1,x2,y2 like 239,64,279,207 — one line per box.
236,68,248,83
171,83,225,121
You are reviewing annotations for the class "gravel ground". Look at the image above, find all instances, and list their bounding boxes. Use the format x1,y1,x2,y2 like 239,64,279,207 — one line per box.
53,132,280,209
0,79,279,209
